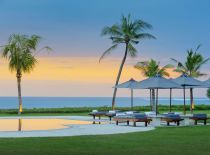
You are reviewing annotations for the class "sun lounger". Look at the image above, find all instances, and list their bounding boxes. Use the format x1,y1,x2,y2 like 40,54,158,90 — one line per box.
144,111,156,117
105,110,122,121
161,114,184,126
190,114,208,125
89,110,107,124
163,112,183,115
105,111,116,121
113,114,152,127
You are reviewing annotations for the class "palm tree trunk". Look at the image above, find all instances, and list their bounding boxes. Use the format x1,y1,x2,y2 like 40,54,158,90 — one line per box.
183,86,186,115
150,89,152,111
112,43,128,110
131,89,133,110
16,72,23,115
170,88,172,112
190,88,194,114
156,88,159,115
151,89,155,111
18,119,22,131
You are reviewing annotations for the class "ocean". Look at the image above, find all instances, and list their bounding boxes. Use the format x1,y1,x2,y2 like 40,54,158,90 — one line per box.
0,97,209,109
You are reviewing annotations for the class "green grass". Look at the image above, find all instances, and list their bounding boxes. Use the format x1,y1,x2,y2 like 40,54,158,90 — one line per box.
0,126,210,155
0,106,210,154
1,111,210,117
0,105,210,117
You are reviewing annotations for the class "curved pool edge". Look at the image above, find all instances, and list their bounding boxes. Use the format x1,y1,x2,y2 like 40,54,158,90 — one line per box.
0,116,155,138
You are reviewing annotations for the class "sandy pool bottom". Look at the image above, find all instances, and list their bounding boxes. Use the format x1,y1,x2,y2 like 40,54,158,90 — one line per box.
0,119,92,132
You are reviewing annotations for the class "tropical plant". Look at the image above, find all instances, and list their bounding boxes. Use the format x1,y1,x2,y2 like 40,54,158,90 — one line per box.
1,34,51,114
171,45,210,112
207,88,210,99
134,59,173,111
99,14,155,109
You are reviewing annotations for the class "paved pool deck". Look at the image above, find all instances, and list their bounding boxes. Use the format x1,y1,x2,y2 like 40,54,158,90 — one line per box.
0,116,155,138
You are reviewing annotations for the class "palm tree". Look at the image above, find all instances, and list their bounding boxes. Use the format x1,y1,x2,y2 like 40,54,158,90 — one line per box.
99,15,155,109
134,59,173,111
1,34,51,115
171,45,210,113
207,88,210,100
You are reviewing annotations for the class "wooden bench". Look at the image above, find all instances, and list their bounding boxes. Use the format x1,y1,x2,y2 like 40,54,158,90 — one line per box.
89,111,107,124
105,113,116,121
161,117,184,126
113,115,152,127
190,114,209,125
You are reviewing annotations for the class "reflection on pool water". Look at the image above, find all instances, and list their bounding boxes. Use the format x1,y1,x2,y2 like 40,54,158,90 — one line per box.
0,119,92,132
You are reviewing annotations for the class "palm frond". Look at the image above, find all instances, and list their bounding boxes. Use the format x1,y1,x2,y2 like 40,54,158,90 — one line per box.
28,35,42,50
135,59,171,77
133,20,153,31
130,40,139,44
135,33,156,40
191,71,207,78
195,58,210,71
173,68,185,74
33,46,53,56
111,37,125,44
99,44,118,63
171,58,186,71
101,25,122,37
170,58,178,63
101,14,155,61
158,69,170,77
127,43,137,57
162,64,174,69
134,61,149,67
1,34,49,74
195,44,202,52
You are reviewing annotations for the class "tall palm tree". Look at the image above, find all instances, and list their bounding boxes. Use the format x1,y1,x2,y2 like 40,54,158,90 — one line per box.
207,88,210,100
134,59,173,111
100,15,155,109
1,34,51,115
171,45,210,113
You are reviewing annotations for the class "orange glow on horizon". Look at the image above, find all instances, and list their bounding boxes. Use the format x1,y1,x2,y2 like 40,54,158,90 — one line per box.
0,56,189,97
0,56,180,82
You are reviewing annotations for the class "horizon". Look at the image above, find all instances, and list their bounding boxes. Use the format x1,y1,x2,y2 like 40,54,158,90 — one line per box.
0,0,210,97
0,96,208,99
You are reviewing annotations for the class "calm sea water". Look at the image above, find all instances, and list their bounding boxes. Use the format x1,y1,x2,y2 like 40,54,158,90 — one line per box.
0,97,209,109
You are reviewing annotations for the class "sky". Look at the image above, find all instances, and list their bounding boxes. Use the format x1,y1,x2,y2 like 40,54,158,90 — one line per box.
0,0,210,97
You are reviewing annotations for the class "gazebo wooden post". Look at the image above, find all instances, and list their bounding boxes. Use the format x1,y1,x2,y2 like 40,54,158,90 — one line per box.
150,89,152,111
170,88,172,112
183,86,186,115
156,88,159,115
131,88,133,110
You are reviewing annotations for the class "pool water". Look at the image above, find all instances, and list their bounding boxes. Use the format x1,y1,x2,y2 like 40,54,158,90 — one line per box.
0,119,92,132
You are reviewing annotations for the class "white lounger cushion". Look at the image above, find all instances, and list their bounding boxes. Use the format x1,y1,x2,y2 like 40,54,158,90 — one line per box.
163,112,183,115
174,112,183,115
125,111,134,115
108,110,116,114
116,112,126,116
92,110,98,113
145,111,156,116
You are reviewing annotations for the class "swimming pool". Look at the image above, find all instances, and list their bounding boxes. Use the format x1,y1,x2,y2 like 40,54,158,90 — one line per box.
0,118,92,132
0,116,155,138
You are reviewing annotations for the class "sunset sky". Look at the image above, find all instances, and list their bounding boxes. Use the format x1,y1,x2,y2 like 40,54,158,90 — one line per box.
0,0,210,97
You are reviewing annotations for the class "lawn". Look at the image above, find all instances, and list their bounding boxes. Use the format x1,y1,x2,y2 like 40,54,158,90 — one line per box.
0,126,209,155
0,105,210,117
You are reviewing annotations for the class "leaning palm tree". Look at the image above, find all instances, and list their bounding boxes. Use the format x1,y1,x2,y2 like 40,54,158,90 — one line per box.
134,59,173,111
100,15,155,109
1,34,51,115
171,45,210,113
